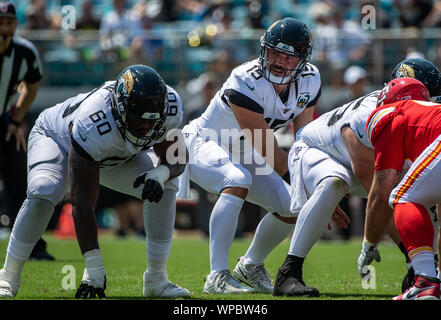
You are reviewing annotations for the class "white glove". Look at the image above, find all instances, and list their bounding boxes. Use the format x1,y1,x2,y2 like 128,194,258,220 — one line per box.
80,265,106,288
357,239,381,278
75,249,106,299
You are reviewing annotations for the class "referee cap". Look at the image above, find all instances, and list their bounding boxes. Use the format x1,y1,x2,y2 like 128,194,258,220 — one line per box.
0,2,16,19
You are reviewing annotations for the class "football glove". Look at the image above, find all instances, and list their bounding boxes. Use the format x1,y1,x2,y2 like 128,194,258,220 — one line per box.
75,269,106,299
357,239,381,278
133,165,170,203
75,249,106,299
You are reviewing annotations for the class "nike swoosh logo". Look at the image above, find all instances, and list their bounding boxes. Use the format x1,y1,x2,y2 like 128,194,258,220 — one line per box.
78,130,87,142
238,268,248,280
404,285,436,299
245,82,254,91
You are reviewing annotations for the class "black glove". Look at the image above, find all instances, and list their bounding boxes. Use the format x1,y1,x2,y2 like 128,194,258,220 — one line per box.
75,277,107,299
134,173,164,202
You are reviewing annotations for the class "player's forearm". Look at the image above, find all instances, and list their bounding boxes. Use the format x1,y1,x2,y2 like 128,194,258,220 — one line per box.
364,192,393,243
13,81,39,122
247,127,288,176
68,147,100,254
72,203,100,254
163,159,187,180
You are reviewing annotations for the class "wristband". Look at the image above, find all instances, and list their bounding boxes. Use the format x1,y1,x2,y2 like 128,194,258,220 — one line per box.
147,164,170,185
84,249,104,269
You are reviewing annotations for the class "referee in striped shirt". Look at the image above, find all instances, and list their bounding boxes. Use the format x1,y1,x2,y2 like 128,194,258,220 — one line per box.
0,2,53,260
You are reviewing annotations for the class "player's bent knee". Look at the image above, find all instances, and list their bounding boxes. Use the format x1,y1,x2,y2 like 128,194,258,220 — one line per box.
319,176,350,195
27,175,64,205
221,186,249,199
222,167,252,191
272,213,297,224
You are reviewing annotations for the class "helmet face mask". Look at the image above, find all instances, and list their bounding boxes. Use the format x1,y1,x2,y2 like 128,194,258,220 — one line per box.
259,18,312,85
112,65,168,147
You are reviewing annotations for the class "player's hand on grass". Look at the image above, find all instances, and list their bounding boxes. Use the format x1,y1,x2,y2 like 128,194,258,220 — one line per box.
75,267,107,299
357,239,381,278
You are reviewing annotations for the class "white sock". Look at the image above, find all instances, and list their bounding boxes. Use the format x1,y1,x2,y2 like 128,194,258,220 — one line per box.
412,251,437,279
7,197,54,262
2,255,25,282
144,189,176,282
243,212,294,265
145,258,168,282
209,193,244,274
289,177,349,258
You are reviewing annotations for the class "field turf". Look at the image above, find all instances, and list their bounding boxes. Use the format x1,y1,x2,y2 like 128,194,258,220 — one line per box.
0,231,407,300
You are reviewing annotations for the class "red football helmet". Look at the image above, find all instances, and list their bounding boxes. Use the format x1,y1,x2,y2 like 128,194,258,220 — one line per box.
376,77,430,108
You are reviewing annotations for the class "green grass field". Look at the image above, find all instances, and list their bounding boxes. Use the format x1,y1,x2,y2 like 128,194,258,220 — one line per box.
0,232,407,300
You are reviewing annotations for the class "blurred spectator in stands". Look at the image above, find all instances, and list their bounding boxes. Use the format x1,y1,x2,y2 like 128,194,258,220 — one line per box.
396,0,433,28
421,0,441,27
174,0,210,22
311,2,371,87
343,65,368,100
77,0,101,30
99,0,143,51
128,0,164,63
48,11,62,31
184,71,218,123
24,0,50,30
246,0,267,29
406,47,425,59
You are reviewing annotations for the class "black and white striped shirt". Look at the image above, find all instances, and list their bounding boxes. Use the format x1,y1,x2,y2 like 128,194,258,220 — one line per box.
0,35,43,117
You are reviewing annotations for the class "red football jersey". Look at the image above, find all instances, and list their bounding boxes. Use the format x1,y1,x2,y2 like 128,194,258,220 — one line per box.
365,100,441,172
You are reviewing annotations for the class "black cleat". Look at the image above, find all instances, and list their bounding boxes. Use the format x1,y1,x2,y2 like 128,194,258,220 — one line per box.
29,238,55,261
273,268,319,297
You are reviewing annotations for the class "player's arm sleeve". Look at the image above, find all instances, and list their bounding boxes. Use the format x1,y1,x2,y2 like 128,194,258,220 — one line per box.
349,106,374,148
70,120,101,163
303,65,321,108
372,116,406,172
222,74,264,114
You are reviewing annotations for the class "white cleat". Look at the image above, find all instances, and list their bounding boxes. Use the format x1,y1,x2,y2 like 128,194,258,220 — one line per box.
233,256,273,293
0,269,20,298
143,272,191,298
203,269,254,294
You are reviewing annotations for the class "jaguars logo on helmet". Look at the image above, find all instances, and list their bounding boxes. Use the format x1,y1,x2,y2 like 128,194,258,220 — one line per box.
392,58,441,102
111,64,169,147
395,64,415,79
117,69,134,96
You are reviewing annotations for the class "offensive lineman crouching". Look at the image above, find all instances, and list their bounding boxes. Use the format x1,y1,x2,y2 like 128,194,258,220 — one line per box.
0,65,190,299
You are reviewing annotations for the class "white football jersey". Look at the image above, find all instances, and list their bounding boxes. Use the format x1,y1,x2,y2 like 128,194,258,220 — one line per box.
300,90,380,167
37,81,183,167
194,58,321,143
